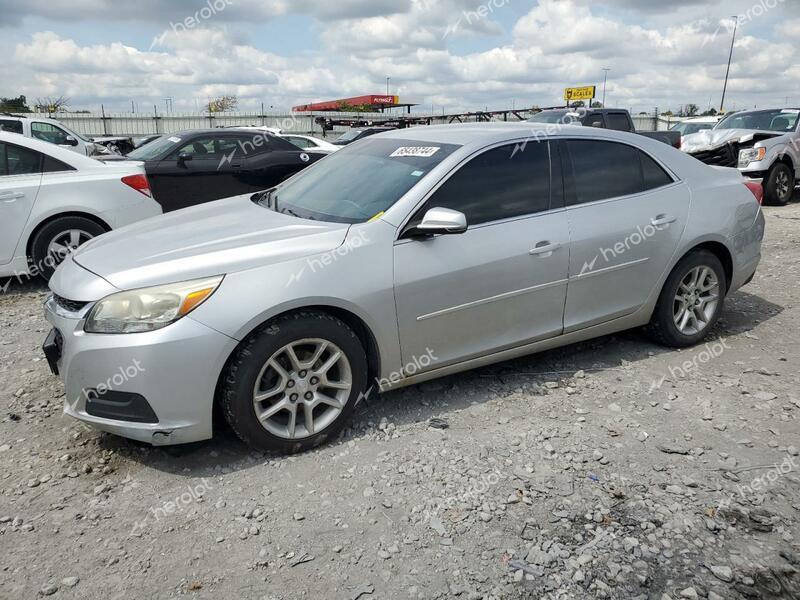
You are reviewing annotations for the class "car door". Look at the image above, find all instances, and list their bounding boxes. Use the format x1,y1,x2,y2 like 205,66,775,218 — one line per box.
393,140,570,370
240,135,317,192
0,142,42,265
560,138,690,332
147,134,246,212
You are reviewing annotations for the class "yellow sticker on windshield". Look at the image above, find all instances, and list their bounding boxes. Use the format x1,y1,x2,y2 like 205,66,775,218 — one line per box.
368,211,385,222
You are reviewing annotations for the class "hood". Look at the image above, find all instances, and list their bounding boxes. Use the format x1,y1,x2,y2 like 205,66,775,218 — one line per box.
72,194,350,290
682,128,782,153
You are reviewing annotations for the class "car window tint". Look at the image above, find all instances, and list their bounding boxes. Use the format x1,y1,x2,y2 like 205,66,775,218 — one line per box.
418,141,551,227
606,113,630,131
42,154,75,173
584,114,605,128
4,143,42,175
565,140,643,204
284,136,313,149
0,119,23,134
31,122,69,144
640,152,673,190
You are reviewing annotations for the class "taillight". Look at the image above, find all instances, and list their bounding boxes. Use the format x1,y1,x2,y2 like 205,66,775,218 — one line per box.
744,181,763,205
121,173,152,197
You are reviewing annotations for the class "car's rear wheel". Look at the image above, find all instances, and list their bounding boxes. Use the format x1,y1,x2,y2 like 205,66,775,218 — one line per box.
30,216,106,281
763,162,794,206
220,311,368,453
645,250,727,348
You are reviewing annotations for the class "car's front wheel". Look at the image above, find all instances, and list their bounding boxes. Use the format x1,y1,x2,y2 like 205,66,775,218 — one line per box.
763,162,794,206
220,311,368,453
645,250,727,348
30,216,106,280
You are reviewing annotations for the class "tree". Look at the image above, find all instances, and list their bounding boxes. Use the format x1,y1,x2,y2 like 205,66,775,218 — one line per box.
0,95,31,113
35,95,70,113
700,108,718,117
591,101,604,108
206,95,239,113
685,103,699,117
570,100,586,108
335,101,375,113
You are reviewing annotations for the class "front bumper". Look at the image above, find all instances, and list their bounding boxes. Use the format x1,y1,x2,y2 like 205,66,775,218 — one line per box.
43,294,238,445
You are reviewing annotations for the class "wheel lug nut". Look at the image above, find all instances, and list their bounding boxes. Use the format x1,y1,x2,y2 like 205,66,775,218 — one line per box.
287,380,295,388
290,393,298,402
304,392,313,400
299,370,307,377
310,376,319,385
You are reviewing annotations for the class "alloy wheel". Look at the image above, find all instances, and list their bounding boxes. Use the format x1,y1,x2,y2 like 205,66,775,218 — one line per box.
47,229,93,264
776,170,792,201
673,266,720,336
252,338,352,439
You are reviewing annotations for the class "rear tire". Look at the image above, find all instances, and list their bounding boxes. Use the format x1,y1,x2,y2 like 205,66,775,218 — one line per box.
30,216,106,281
763,162,794,206
645,250,727,348
220,311,368,453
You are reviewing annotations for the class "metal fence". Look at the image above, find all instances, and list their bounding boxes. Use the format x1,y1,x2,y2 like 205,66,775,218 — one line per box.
12,110,682,138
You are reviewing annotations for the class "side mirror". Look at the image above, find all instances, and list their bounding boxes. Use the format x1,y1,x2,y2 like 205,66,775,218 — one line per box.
64,135,79,146
177,152,193,164
413,207,467,236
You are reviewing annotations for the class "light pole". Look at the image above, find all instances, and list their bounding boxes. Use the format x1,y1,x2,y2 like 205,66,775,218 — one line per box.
386,77,390,96
602,67,611,107
720,16,738,113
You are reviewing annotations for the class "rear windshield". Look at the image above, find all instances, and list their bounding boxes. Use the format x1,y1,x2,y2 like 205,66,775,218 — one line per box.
259,137,461,223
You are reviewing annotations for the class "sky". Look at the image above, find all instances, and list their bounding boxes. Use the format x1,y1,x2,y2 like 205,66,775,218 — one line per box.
1,0,798,115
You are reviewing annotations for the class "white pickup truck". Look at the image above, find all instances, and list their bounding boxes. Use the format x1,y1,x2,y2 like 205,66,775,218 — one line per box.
683,108,800,206
0,113,102,156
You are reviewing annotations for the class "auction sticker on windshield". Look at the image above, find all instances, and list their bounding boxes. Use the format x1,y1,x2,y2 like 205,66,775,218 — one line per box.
390,146,440,158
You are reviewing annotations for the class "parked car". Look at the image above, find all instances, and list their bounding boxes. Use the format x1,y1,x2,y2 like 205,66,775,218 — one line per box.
0,131,161,280
44,123,764,452
670,116,723,137
278,133,340,153
682,108,800,205
0,113,104,156
332,126,397,146
102,128,326,212
528,109,682,148
91,136,136,155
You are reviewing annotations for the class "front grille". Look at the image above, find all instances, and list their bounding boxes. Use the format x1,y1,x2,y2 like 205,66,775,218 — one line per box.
53,294,88,313
690,144,737,167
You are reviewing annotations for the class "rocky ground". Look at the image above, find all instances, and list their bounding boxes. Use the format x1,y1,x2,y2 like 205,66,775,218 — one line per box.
1,202,799,600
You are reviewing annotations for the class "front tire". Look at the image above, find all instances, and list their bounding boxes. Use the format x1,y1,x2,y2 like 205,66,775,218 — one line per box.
645,250,727,348
30,216,106,281
220,311,368,453
763,162,794,206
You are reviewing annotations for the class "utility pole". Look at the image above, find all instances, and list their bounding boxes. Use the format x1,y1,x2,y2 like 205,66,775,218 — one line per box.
386,76,390,95
720,16,738,113
602,67,611,107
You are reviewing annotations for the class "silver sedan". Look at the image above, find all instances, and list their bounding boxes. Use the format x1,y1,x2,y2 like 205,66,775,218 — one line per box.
43,123,765,452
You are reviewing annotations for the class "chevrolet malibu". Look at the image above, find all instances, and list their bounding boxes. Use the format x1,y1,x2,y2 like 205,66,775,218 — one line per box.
43,123,765,452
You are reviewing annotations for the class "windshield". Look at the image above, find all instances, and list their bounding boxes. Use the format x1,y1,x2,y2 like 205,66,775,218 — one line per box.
528,110,573,124
127,134,181,160
716,109,800,132
333,130,363,144
258,137,461,223
670,122,715,135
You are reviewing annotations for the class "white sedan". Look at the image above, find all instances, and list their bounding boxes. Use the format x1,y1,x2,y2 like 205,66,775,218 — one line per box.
0,131,162,281
278,133,340,152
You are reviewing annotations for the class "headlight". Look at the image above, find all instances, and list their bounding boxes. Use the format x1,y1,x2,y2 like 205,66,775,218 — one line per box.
738,147,766,167
84,276,223,334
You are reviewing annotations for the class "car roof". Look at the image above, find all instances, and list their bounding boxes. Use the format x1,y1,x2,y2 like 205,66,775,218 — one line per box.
0,130,99,169
376,121,644,147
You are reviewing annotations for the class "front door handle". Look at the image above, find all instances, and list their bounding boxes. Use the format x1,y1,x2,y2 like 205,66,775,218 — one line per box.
529,241,562,257
0,192,24,203
651,214,676,227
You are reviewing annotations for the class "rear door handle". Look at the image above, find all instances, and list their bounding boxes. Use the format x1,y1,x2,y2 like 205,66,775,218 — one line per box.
529,241,562,257
0,192,24,203
651,214,676,227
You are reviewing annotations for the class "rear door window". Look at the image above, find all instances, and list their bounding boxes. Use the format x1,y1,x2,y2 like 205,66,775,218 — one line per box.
1,142,42,176
606,113,631,131
0,119,23,134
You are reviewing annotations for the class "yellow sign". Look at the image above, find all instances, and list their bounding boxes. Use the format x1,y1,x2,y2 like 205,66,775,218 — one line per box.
564,86,596,102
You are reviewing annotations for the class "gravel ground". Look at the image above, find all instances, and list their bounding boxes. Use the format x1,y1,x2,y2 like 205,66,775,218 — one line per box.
1,202,799,600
